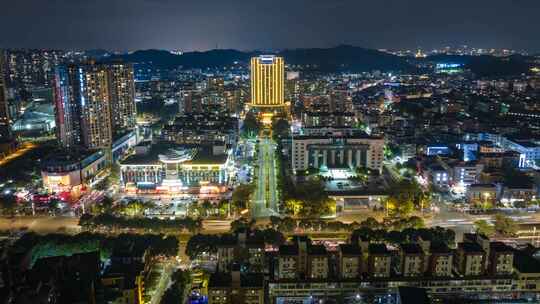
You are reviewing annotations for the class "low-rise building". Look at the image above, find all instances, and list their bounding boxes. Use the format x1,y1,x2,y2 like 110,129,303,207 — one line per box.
452,162,484,186
307,245,329,279
399,243,425,277
489,242,514,276
514,247,540,293
338,244,362,279
41,149,108,197
291,131,384,173
466,183,498,207
208,272,264,304
217,238,237,273
367,243,392,278
456,242,486,276
428,242,453,277
276,245,299,280
502,185,537,204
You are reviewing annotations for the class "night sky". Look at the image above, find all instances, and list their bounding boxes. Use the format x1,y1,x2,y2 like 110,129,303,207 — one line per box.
1,0,539,52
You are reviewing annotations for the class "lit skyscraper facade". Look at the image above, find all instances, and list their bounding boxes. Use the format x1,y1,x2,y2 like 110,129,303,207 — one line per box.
79,64,112,149
54,62,136,150
250,55,285,108
0,52,11,141
54,64,82,148
108,62,136,133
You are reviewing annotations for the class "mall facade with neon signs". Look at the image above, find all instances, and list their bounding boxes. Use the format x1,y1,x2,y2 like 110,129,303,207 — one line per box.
119,142,233,196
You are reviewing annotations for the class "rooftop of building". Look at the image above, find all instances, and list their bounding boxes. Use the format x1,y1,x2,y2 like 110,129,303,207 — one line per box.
308,244,327,256
458,242,485,254
513,248,540,274
512,141,540,148
430,242,452,254
292,131,383,141
369,243,390,255
102,261,145,289
279,244,299,256
398,287,431,304
490,242,514,253
479,150,521,157
468,183,497,189
22,252,100,303
217,234,238,247
428,165,447,172
41,148,104,168
121,142,228,166
339,244,362,255
208,272,264,288
401,243,424,255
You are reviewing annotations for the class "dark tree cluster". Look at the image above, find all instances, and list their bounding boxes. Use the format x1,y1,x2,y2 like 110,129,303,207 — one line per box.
351,226,455,246
9,232,179,267
160,269,191,304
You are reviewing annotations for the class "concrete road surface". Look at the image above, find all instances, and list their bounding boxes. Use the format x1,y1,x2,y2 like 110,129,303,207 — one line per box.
0,215,232,234
252,137,279,218
0,216,81,233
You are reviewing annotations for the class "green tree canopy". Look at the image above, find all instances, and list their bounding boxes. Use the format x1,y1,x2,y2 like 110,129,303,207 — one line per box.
232,184,254,210
493,214,518,236
242,111,261,138
474,220,495,237
272,118,290,140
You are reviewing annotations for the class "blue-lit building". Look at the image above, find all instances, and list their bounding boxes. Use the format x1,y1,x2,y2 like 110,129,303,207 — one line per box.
465,133,540,168
54,62,137,151
426,145,451,156
434,62,464,74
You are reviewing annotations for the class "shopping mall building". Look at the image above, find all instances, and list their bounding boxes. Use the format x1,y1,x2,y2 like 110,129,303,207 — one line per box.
119,142,233,194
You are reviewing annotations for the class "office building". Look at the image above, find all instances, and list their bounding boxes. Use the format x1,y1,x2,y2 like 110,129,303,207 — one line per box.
291,131,384,172
250,55,285,108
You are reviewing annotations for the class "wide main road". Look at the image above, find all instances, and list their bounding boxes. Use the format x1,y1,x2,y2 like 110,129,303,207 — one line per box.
252,136,279,218
0,216,231,234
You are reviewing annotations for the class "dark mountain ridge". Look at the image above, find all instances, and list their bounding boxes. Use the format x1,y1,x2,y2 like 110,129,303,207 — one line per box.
107,45,535,76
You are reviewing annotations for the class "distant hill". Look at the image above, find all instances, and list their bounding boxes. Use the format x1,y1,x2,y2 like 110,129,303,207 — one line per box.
280,45,412,72
109,49,251,69
426,54,533,77
109,46,533,76
110,45,414,72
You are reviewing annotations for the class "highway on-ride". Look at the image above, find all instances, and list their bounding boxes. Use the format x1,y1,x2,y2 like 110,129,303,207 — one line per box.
252,136,279,218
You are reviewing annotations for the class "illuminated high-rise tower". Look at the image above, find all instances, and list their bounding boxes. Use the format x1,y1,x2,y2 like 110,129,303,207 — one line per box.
108,62,136,133
250,55,285,108
0,52,11,141
54,61,137,150
55,63,112,150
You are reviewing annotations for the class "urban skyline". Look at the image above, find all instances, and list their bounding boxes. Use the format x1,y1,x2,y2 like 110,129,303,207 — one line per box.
1,3,540,304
